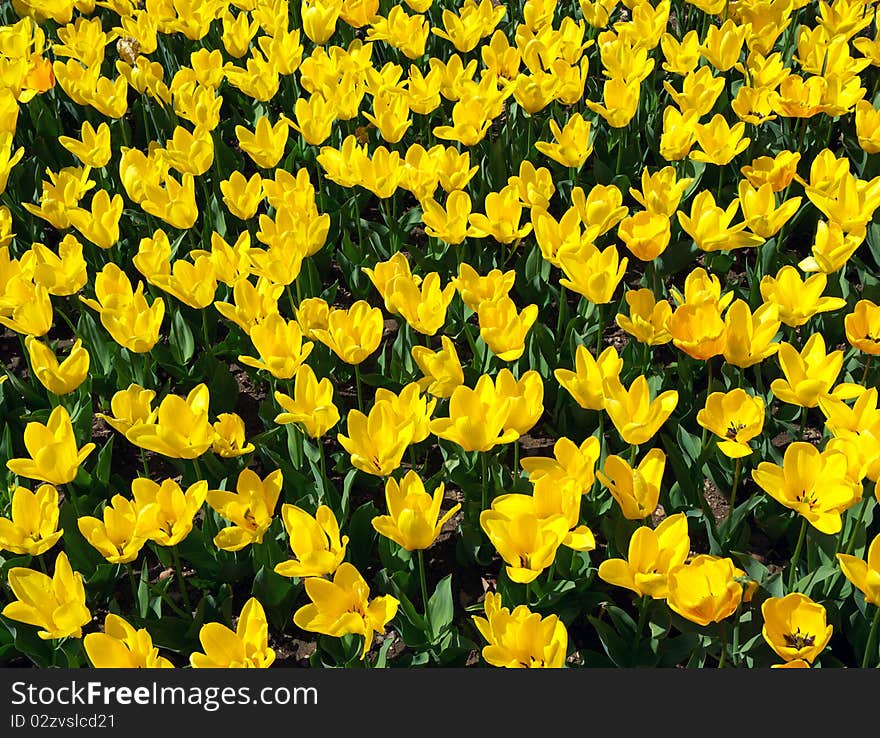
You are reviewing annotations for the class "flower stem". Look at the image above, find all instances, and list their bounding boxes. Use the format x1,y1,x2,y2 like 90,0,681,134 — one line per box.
863,355,873,385
127,563,138,607
417,549,432,641
481,452,490,511
354,363,364,413
788,517,808,591
862,605,880,669
172,545,192,612
718,621,728,669
843,490,871,555
729,457,742,513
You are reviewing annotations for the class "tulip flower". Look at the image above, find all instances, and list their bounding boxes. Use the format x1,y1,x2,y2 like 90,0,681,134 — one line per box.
477,296,538,362
26,236,88,297
472,591,568,668
429,374,519,452
451,263,515,312
388,272,456,336
411,335,465,398
760,266,846,327
126,384,215,460
667,555,747,627
752,442,861,534
559,243,628,306
375,383,437,445
531,476,596,552
741,151,802,192
235,115,289,170
78,494,156,565
668,300,728,361
1,552,91,640
372,470,461,551
480,493,570,583
597,448,666,520
363,252,421,313
837,532,880,607
761,593,833,665
534,112,594,168
603,376,679,446
468,185,533,244
845,300,880,355
293,562,400,659
722,300,781,368
697,389,765,458
618,211,671,261
659,105,698,160
191,597,275,668
676,190,764,253
799,220,864,274
220,171,264,220
24,336,90,396
738,181,801,239
96,384,157,436
598,513,691,598
521,436,601,494
555,345,624,411
274,504,348,579
131,478,208,547
238,312,314,379
771,333,865,409
0,484,63,556
421,191,472,245
214,276,282,335
338,401,415,477
66,189,124,250
616,289,673,346
274,364,340,439
507,160,555,211
211,413,254,459
6,405,96,486
311,301,384,365
207,469,283,552
85,613,174,668
58,120,112,169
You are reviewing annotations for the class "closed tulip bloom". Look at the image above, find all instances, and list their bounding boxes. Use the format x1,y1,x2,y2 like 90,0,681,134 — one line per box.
214,276,282,336
238,312,314,379
207,469,283,551
855,99,880,153
311,301,384,365
845,300,880,355
293,562,399,659
671,267,735,310
559,243,628,305
411,334,465,398
220,171,264,220
616,289,673,346
7,405,96,486
126,384,215,460
274,364,340,438
521,436,601,494
598,512,690,598
585,77,640,128
723,300,781,368
659,105,698,160
668,300,727,361
618,211,671,261
799,220,864,275
480,493,570,583
531,475,596,552
477,295,538,362
604,376,679,446
472,591,568,668
96,384,157,436
738,180,801,239
291,93,337,146
572,184,629,236
85,613,174,668
375,382,437,445
534,112,593,168
697,389,765,458
1,552,90,640
429,374,519,452
752,442,860,534
0,484,63,556
741,150,802,192
211,413,255,458
677,190,764,252
597,448,666,520
24,336,89,396
338,402,414,477
363,252,421,313
495,369,543,437
66,189,124,250
761,593,833,665
700,19,746,71
131,478,207,547
771,333,865,408
555,344,623,411
78,494,156,565
760,266,846,327
26,236,88,297
372,470,461,551
191,597,275,668
667,555,745,626
837,532,880,607
421,191,471,244
274,504,348,578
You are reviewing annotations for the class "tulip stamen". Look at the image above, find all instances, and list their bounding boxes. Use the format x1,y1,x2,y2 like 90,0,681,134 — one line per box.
783,628,815,650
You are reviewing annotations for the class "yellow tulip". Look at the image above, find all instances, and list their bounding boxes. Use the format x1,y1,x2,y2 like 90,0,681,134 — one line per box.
77,494,156,565
554,344,623,411
311,301,384,365
667,555,746,626
761,593,833,665
411,334,465,398
131,477,207,547
274,364,340,439
696,389,765,458
24,336,90,396
845,300,880,355
338,401,414,477
191,597,275,668
603,375,679,446
0,484,63,556
597,448,666,520
274,504,348,578
760,266,846,327
771,333,865,408
722,300,781,368
837,531,880,607
85,613,174,668
126,384,215,460
206,468,284,551
616,289,673,346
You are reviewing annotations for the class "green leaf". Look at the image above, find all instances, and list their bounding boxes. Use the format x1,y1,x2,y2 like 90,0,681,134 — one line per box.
427,574,454,639
94,435,114,486
169,309,195,366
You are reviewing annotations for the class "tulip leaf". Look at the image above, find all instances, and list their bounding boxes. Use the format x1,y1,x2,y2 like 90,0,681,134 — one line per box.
427,574,454,639
586,614,632,668
169,309,195,366
94,435,114,486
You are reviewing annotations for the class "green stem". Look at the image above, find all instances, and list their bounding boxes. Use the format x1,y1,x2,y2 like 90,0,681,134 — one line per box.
862,605,880,669
556,284,567,338
417,549,432,641
595,304,604,354
481,452,490,511
191,456,204,484
843,491,871,555
718,621,728,669
788,517,808,591
863,355,873,385
127,563,138,607
140,448,150,478
354,363,364,413
729,457,742,513
172,545,192,612
632,594,650,662
318,439,328,505
512,440,520,482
